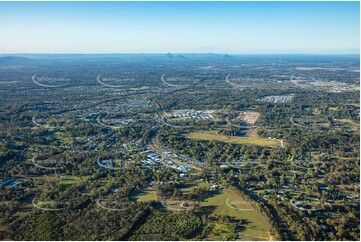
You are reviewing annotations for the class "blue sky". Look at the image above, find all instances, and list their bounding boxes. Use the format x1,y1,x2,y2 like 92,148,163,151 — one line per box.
0,1,359,54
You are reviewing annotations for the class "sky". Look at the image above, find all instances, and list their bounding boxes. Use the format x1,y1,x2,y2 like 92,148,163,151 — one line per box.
0,1,359,54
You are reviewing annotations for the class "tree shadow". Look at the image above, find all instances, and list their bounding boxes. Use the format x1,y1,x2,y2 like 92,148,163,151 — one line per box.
176,183,196,191
195,205,217,217
199,189,222,201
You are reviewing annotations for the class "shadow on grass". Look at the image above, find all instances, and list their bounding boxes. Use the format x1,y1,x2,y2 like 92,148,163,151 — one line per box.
199,189,222,201
195,205,217,217
176,182,197,191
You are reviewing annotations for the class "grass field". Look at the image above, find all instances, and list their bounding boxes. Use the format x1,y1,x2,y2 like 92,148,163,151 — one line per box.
131,182,271,240
129,86,151,90
179,182,210,194
336,119,359,131
201,188,271,240
186,130,281,147
59,176,88,185
130,190,158,202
